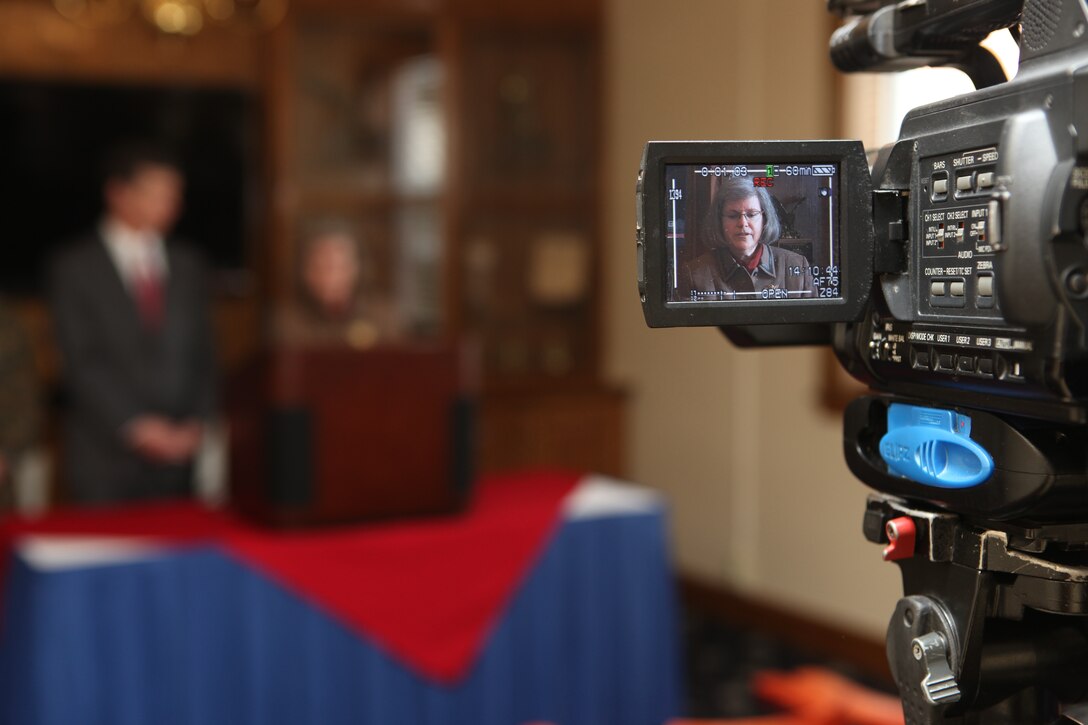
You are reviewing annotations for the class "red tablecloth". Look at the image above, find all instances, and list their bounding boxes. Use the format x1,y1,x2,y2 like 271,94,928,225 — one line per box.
0,470,581,683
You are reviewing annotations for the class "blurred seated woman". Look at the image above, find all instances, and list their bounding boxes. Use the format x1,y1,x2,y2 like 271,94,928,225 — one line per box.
275,227,403,349
680,176,817,300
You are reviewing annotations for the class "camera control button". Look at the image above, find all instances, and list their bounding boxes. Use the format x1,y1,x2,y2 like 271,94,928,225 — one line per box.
913,349,931,370
637,233,646,288
988,193,1008,250
931,281,947,297
1066,269,1088,298
977,274,994,297
956,355,976,374
978,357,994,376
933,178,948,196
949,281,965,297
937,353,955,371
956,174,973,192
977,171,995,189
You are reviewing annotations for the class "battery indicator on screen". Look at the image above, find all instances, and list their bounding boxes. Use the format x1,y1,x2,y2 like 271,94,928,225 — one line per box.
812,165,836,176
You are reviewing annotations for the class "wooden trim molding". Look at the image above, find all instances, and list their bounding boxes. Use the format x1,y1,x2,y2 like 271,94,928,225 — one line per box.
679,574,893,684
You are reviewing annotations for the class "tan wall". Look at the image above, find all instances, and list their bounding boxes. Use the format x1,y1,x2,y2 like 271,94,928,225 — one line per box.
603,0,900,637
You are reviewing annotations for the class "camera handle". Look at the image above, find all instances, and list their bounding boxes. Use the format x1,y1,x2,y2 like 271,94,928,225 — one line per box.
946,45,1006,91
865,494,1088,724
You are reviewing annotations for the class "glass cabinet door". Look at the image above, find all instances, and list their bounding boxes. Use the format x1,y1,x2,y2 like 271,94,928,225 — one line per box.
286,20,446,346
456,28,599,382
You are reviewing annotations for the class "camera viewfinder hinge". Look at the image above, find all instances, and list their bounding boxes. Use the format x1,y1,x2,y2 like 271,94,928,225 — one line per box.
873,189,909,274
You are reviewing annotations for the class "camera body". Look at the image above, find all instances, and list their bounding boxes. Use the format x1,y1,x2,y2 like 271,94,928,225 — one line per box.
640,4,1088,718
836,64,1088,426
637,0,1088,522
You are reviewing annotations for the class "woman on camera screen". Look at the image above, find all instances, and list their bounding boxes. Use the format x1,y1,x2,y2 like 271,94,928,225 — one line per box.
680,176,817,299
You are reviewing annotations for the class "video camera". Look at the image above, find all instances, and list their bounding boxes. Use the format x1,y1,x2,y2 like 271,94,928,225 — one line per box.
639,1,1088,722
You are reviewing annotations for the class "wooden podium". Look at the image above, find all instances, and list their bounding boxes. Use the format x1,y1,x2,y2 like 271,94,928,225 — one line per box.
227,345,475,527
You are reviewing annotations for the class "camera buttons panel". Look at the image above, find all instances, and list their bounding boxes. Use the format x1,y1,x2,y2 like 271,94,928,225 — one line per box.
977,273,995,309
910,341,997,379
930,278,967,307
931,172,949,202
936,165,997,199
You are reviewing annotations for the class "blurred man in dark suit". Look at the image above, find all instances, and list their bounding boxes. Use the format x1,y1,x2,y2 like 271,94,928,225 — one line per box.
49,143,217,504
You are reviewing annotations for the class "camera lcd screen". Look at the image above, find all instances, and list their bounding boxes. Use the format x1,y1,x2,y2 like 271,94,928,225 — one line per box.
663,163,841,303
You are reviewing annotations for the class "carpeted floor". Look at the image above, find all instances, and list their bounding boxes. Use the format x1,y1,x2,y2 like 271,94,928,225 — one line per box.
681,606,897,719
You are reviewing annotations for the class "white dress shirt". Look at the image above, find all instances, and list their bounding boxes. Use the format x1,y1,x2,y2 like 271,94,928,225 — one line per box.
100,218,169,291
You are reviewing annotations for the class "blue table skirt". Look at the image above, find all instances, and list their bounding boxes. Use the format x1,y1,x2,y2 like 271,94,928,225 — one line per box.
0,511,680,725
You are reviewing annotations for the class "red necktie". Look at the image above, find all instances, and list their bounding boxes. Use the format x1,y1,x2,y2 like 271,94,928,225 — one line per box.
134,268,164,330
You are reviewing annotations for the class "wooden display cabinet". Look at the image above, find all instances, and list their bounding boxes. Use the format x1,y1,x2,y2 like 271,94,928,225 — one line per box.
267,0,624,477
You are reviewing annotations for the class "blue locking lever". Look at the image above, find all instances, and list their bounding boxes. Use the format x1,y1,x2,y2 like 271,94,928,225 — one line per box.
878,403,994,489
